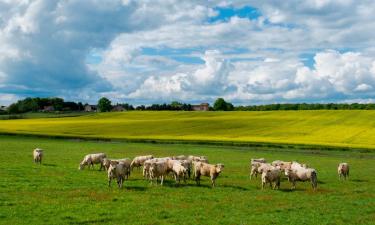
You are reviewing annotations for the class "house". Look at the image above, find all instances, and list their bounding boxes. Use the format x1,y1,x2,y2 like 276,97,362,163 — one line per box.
0,105,8,113
84,104,97,112
192,103,209,111
112,105,125,112
42,106,55,112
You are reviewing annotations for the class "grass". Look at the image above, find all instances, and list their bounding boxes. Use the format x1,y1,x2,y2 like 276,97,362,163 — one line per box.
1,111,375,149
0,135,374,224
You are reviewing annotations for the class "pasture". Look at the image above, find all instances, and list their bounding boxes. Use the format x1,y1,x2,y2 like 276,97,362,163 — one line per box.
1,135,374,225
1,111,375,149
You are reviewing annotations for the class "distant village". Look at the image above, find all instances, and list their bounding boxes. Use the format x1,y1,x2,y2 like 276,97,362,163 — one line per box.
2,96,374,115
0,97,212,114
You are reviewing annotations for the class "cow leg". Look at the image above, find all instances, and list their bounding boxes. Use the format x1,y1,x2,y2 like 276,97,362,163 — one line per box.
195,175,200,185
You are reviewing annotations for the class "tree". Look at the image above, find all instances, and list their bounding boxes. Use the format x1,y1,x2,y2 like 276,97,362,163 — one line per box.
213,98,233,111
98,97,112,112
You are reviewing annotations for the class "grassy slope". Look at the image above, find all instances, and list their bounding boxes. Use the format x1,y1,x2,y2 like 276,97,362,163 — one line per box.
0,135,374,225
1,111,375,149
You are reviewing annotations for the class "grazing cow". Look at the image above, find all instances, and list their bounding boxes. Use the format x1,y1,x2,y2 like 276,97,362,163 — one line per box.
251,158,266,164
149,161,169,185
249,162,274,180
285,163,317,190
188,155,208,163
194,162,224,187
172,161,187,184
271,160,292,171
130,155,154,170
108,162,126,188
33,148,43,164
103,158,131,179
172,155,187,160
79,153,106,170
262,168,281,190
338,163,349,180
257,163,275,174
249,162,262,180
179,159,192,179
143,157,170,180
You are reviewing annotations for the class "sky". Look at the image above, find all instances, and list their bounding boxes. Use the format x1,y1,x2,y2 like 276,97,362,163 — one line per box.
1,0,375,105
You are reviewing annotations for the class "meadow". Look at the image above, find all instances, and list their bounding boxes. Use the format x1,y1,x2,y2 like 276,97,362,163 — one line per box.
0,135,374,225
1,111,375,149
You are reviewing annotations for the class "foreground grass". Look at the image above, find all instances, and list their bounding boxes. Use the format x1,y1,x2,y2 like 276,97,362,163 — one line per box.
0,135,374,224
1,111,375,149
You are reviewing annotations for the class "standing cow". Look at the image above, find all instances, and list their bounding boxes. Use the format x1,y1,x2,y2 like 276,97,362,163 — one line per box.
338,163,349,180
33,148,43,164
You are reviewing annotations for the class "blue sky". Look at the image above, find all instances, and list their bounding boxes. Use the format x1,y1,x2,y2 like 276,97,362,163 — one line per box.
1,0,375,105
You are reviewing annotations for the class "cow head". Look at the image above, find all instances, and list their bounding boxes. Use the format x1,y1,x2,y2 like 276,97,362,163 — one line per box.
215,164,224,173
108,164,116,176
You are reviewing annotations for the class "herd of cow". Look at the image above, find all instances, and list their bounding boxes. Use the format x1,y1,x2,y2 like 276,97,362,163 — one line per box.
32,148,350,190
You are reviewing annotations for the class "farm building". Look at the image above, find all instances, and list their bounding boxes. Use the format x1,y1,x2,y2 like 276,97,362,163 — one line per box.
192,103,209,111
112,105,126,112
42,106,55,112
0,106,8,112
84,104,97,112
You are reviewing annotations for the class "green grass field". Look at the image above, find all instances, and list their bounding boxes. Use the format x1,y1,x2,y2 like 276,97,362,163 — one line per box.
0,135,374,224
1,111,375,149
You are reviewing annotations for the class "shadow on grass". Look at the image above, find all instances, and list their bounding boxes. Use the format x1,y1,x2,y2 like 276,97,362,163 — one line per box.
43,163,57,167
221,184,249,191
351,179,368,183
278,188,305,193
125,186,148,191
72,218,112,225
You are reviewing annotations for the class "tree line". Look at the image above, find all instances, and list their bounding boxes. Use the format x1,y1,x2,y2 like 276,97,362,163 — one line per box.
4,97,84,114
2,97,375,115
234,103,375,111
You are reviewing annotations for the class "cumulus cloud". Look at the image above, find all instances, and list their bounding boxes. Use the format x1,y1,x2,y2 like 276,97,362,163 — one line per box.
128,50,235,101
1,0,375,105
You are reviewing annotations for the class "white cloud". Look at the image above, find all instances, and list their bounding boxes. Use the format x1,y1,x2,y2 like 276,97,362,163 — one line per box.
2,0,375,105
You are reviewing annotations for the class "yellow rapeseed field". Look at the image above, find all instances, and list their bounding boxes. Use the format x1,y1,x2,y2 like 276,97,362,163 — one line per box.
1,110,375,149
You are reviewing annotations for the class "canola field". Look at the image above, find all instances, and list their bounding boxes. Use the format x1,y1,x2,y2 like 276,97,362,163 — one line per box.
1,111,375,149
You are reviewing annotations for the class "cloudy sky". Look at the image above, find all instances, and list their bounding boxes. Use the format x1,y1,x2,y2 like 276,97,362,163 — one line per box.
1,0,375,105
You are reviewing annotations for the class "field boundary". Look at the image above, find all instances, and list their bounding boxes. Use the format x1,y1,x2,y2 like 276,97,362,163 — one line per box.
1,131,373,153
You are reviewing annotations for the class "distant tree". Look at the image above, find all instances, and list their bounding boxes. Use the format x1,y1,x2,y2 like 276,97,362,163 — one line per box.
136,105,145,110
226,102,234,111
213,98,227,111
7,103,19,114
51,98,64,111
77,102,84,111
213,98,233,111
98,97,112,112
